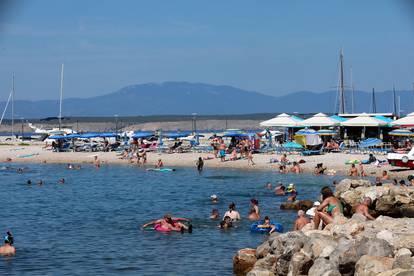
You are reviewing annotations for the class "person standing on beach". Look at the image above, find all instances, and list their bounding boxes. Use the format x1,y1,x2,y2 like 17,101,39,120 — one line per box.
196,157,204,173
94,156,101,168
247,150,255,166
219,142,226,162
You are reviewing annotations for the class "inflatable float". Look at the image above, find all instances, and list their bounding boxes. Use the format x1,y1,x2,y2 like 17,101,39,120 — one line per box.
146,168,175,172
143,218,192,233
250,221,283,234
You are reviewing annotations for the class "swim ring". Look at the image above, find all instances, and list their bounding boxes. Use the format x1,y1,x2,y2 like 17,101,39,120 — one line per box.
250,221,283,233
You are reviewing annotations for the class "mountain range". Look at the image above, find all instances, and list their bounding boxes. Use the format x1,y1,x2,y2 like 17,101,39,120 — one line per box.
1,81,412,118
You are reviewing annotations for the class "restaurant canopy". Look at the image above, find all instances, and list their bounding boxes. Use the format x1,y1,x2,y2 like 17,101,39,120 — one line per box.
340,113,388,127
131,131,155,139
299,112,339,127
260,113,303,127
391,112,414,126
330,115,347,123
388,129,414,136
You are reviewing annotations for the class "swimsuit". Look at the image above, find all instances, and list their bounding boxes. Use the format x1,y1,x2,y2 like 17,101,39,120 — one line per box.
327,203,343,215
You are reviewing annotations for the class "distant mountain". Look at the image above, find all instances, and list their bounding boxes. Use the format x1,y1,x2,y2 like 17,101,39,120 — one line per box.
1,81,413,118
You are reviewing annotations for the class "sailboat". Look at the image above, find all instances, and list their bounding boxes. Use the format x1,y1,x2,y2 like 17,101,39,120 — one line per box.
28,64,76,136
0,74,15,140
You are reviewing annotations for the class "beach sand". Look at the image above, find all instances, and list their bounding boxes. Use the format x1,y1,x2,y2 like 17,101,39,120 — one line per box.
1,143,413,179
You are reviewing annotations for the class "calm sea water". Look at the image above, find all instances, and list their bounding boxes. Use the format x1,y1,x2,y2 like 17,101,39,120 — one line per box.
0,163,342,275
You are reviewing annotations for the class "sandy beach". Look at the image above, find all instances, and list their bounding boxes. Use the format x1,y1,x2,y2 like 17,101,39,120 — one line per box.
1,143,412,179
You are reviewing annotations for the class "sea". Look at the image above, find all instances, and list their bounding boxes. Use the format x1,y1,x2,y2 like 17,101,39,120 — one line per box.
0,163,343,275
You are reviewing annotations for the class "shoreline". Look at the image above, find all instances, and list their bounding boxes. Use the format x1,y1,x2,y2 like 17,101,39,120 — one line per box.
1,144,414,179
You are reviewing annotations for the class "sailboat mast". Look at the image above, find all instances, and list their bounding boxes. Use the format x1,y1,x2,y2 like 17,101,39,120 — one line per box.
393,85,397,117
350,67,355,113
339,49,345,114
59,63,64,130
11,73,15,140
371,88,377,113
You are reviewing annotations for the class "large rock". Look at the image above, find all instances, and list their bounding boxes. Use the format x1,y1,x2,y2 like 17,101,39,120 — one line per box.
256,241,271,259
393,248,413,269
356,237,394,257
377,268,414,276
246,268,274,276
280,200,313,211
308,258,341,276
233,248,257,275
355,255,394,276
287,251,313,276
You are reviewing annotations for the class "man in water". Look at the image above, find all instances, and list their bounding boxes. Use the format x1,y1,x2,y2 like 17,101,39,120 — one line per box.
257,216,277,234
210,194,219,204
293,210,309,231
0,232,15,256
274,182,285,195
142,214,190,232
349,164,358,177
196,157,204,173
354,197,375,220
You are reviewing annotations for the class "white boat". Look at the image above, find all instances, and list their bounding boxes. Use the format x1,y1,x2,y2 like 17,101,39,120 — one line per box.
387,148,414,168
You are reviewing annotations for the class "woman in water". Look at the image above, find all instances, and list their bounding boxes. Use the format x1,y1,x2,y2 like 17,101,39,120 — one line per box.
0,232,15,256
248,199,260,220
313,186,343,229
223,203,241,221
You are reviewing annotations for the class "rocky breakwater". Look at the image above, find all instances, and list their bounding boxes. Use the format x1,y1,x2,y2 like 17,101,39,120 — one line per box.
233,180,414,276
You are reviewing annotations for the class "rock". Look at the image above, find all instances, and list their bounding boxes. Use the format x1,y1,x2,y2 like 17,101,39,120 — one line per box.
246,268,274,276
331,219,364,238
377,230,395,244
233,248,257,275
335,179,352,194
308,258,341,276
302,233,337,258
393,248,413,269
256,241,271,258
329,237,359,275
287,251,313,276
377,268,414,276
356,237,394,257
355,255,394,276
280,200,313,211
351,213,367,223
401,205,414,218
392,234,414,251
252,254,277,271
395,195,412,205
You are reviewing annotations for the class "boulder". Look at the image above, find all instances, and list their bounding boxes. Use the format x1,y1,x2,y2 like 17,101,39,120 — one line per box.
252,254,277,271
256,241,271,259
355,255,394,276
233,248,257,275
330,219,364,238
393,248,413,269
302,233,337,258
308,258,341,276
356,237,394,257
280,200,313,211
287,251,313,276
377,268,414,276
246,268,273,276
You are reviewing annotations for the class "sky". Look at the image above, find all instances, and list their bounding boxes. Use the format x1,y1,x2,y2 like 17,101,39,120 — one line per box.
0,0,414,101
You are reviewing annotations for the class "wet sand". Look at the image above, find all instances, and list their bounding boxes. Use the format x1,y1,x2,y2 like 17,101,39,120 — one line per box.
0,143,412,179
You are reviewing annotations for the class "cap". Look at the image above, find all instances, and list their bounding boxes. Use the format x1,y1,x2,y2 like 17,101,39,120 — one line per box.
313,201,320,206
210,194,218,199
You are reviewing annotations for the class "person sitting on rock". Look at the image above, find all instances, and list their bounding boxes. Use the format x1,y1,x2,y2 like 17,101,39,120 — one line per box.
293,210,310,231
313,186,343,229
354,197,375,220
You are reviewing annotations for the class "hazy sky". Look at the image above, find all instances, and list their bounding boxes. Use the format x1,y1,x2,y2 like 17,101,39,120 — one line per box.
0,0,414,100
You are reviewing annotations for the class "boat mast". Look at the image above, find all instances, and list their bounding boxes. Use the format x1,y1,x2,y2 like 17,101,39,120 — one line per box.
371,88,377,113
393,85,397,117
59,63,64,130
350,67,355,113
11,73,15,140
338,48,346,114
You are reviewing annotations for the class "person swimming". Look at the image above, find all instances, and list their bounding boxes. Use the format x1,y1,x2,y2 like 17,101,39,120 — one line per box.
275,182,286,195
58,178,65,184
142,214,191,233
210,194,219,204
219,216,233,229
0,231,15,256
223,202,241,221
210,209,219,220
248,199,260,221
257,216,277,234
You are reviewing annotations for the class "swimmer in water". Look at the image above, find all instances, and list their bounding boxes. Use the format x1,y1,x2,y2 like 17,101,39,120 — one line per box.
248,199,260,221
275,182,286,195
58,178,65,184
0,232,15,256
210,209,219,220
210,194,219,204
223,203,241,221
142,214,191,232
37,180,43,186
265,182,272,190
257,216,277,234
27,180,32,185
219,216,233,229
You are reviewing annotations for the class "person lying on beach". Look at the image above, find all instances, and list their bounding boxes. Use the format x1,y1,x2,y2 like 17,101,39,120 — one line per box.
354,197,375,220
142,214,190,231
210,209,219,220
155,159,164,168
348,164,358,177
275,182,286,195
313,186,343,229
257,216,277,234
0,232,15,256
223,203,241,221
293,210,310,231
248,199,260,221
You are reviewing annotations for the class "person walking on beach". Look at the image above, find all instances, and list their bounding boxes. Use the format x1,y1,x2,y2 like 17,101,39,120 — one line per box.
0,232,15,256
196,157,204,173
94,156,101,168
247,150,255,166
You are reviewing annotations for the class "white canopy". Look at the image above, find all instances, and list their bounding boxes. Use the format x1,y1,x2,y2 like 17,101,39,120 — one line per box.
340,113,388,127
391,112,414,126
260,113,303,127
299,112,339,127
